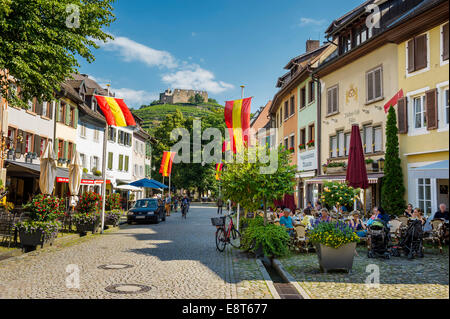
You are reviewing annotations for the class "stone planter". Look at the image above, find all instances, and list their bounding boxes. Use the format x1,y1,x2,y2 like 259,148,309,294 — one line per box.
315,242,357,273
326,166,346,175
19,230,45,251
75,220,100,236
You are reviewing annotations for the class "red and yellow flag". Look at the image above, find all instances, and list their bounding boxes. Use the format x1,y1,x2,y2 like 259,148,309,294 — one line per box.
159,151,176,177
95,95,137,127
224,97,252,154
215,163,223,180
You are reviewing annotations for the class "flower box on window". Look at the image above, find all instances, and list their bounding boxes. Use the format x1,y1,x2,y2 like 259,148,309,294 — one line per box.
307,139,315,148
288,147,295,153
298,144,306,151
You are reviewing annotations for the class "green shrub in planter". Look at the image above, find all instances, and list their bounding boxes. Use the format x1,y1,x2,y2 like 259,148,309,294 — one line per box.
105,193,121,211
77,192,102,214
16,220,60,248
72,212,100,235
241,217,290,258
105,210,122,226
308,220,360,249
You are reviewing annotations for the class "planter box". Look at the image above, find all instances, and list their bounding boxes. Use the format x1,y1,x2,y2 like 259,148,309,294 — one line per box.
19,230,45,250
326,166,346,175
75,220,100,236
315,242,357,273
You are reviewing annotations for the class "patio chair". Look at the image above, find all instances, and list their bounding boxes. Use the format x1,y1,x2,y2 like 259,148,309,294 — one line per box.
293,225,309,253
398,216,409,227
388,219,403,244
423,219,445,253
0,213,14,248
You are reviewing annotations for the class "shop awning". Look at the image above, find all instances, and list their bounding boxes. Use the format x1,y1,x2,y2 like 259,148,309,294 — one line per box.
409,160,449,180
6,160,110,185
305,173,384,184
115,184,143,191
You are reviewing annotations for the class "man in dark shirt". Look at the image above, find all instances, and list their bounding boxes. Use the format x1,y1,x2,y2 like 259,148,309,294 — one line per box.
434,204,449,221
217,198,223,215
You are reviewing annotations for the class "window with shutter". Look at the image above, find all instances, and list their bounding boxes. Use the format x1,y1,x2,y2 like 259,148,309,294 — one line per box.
284,101,289,120
327,89,332,114
125,156,129,171
338,131,345,157
413,96,426,129
415,34,427,71
425,89,438,130
327,85,338,115
118,154,123,171
333,86,338,113
34,135,41,155
108,152,113,170
48,101,54,119
374,126,382,152
345,133,351,156
330,136,337,158
309,81,315,103
443,23,449,61
397,97,408,134
366,67,383,103
364,126,373,153
367,72,374,102
290,96,295,116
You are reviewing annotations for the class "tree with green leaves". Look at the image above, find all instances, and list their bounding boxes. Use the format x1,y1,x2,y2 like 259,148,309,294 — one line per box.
188,93,204,105
221,146,297,225
0,0,115,108
381,106,406,215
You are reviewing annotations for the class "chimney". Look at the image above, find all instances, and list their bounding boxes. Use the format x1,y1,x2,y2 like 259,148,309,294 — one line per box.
306,40,320,53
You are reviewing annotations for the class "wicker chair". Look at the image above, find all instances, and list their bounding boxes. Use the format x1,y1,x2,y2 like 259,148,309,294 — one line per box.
293,225,309,253
423,219,446,253
388,219,403,244
0,213,15,248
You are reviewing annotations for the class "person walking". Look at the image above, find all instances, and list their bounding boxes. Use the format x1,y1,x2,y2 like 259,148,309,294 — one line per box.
181,194,190,219
217,198,223,215
165,195,171,217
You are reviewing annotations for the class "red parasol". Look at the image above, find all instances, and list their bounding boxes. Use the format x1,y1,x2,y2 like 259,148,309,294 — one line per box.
346,125,369,189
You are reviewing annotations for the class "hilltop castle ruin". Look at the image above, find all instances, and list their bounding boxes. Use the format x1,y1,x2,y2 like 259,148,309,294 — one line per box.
159,88,208,104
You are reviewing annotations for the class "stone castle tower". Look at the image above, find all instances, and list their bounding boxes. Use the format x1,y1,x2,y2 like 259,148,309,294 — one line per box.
159,88,208,104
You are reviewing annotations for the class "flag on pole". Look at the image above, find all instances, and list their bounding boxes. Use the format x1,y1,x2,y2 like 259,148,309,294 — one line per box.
224,97,252,154
95,95,137,127
215,163,224,180
159,151,176,177
222,141,231,153
384,89,404,113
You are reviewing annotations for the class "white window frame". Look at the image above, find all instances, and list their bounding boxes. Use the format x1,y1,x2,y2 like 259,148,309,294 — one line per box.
407,87,430,136
289,133,295,149
93,128,100,143
440,23,449,66
327,85,339,116
417,178,433,216
373,126,383,153
437,81,449,132
406,31,430,78
80,124,87,138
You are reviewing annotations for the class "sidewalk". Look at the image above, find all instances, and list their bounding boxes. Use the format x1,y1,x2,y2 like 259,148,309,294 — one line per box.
278,246,449,299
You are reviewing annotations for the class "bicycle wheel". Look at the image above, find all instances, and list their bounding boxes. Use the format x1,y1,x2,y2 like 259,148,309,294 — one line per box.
216,228,226,252
229,227,241,248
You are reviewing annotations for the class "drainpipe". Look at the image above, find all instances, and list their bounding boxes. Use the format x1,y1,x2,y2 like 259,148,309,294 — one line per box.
311,71,321,178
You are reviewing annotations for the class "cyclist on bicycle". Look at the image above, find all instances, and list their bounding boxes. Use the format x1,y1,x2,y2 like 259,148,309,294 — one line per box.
181,195,190,218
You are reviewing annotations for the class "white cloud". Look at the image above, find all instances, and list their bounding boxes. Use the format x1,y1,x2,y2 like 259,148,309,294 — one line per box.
298,17,327,27
101,36,178,69
161,65,234,94
191,32,197,37
113,88,159,107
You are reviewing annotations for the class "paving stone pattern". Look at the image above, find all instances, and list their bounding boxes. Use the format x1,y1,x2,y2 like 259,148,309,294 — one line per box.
0,206,272,299
279,247,449,299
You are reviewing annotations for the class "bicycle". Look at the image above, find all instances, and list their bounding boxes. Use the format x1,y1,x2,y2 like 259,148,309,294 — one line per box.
212,214,241,252
181,203,189,219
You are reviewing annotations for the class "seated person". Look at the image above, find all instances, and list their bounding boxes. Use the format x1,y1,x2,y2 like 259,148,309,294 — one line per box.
411,208,426,226
366,207,381,227
279,208,295,237
319,208,331,222
301,210,315,229
404,203,414,218
349,211,367,237
434,204,449,221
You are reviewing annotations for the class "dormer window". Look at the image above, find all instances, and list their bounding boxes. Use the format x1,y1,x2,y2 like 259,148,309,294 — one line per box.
92,98,97,111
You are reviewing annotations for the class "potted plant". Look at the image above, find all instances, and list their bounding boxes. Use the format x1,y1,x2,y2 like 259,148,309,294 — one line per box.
320,181,359,212
307,139,315,148
365,158,375,172
16,194,64,251
105,210,122,227
288,147,295,153
308,220,360,273
326,162,346,174
74,192,102,236
298,144,306,151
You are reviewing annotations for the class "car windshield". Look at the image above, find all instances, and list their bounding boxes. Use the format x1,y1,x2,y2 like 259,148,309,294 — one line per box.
133,199,158,209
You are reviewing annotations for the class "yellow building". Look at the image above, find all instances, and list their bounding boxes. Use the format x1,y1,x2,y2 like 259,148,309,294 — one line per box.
314,0,448,212
397,19,449,215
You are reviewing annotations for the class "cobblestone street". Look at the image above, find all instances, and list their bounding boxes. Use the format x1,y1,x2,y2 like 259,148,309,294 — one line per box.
0,206,272,299
279,247,449,299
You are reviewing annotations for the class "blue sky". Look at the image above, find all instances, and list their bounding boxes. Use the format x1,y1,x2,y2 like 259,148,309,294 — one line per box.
79,0,362,112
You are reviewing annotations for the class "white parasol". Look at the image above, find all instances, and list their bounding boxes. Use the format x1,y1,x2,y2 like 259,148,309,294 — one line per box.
68,151,82,207
39,141,57,195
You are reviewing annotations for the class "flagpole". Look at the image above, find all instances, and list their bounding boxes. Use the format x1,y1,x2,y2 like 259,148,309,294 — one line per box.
236,85,245,231
100,124,108,234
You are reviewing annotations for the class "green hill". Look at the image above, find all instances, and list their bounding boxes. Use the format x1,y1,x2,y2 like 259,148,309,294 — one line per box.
133,102,224,131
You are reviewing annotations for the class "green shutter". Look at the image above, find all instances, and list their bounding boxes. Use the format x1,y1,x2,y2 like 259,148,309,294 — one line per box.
118,154,123,171
73,143,76,154
55,101,61,122
65,104,70,125
54,138,59,154
74,108,78,129
125,156,129,172
108,152,113,170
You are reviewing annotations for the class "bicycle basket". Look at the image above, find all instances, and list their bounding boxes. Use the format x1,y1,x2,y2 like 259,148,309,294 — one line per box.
211,217,225,227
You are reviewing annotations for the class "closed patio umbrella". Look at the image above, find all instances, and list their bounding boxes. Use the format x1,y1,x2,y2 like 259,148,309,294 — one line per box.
68,151,82,207
346,125,369,214
39,141,57,195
